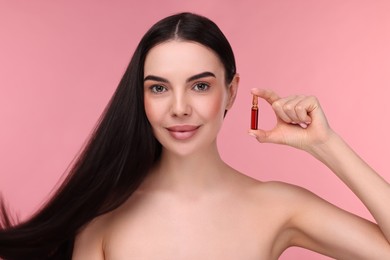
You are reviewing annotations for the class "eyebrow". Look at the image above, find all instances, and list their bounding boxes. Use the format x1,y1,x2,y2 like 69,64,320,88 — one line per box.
144,71,216,83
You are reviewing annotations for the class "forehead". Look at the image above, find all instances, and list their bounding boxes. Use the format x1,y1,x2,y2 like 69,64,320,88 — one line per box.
144,40,224,77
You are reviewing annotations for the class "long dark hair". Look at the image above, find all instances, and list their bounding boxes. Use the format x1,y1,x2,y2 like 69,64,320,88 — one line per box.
0,12,236,259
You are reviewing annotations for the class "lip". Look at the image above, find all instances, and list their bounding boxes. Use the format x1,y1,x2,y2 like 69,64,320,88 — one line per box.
166,125,200,140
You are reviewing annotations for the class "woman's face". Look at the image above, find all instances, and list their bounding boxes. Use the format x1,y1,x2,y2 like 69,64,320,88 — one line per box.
143,40,238,156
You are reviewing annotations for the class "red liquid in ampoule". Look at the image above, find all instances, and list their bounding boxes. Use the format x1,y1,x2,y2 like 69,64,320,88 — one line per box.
251,95,258,130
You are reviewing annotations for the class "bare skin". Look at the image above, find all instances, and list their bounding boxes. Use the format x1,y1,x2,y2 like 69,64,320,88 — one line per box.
73,41,390,259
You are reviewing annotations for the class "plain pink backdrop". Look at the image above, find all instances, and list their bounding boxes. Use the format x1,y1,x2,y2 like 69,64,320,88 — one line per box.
1,1,389,259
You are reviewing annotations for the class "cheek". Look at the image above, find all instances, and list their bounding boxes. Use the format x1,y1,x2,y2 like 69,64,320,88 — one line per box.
144,97,160,125
196,92,226,120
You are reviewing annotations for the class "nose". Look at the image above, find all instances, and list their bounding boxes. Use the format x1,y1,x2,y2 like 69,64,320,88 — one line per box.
170,92,191,117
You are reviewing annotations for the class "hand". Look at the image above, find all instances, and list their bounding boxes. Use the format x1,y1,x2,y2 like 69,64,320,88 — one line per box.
248,88,334,151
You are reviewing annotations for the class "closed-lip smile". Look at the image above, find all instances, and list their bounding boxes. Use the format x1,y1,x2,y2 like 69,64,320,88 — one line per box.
166,125,200,140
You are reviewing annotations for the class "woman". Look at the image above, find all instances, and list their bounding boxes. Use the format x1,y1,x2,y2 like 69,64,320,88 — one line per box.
1,12,390,259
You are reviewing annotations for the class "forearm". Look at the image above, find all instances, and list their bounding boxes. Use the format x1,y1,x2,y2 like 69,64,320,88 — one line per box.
307,131,390,242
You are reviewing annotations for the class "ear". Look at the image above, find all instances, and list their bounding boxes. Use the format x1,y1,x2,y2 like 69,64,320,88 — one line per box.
226,74,240,110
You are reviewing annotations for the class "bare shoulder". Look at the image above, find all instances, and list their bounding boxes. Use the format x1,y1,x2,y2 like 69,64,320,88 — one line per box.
247,179,333,218
72,214,108,260
254,180,317,200
228,171,317,217
230,171,316,205
230,175,331,228
228,174,323,256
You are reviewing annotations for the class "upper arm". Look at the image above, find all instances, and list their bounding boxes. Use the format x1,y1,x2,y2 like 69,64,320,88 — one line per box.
72,218,105,260
287,186,390,259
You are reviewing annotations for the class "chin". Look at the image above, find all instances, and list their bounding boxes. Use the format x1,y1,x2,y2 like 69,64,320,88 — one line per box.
162,145,200,157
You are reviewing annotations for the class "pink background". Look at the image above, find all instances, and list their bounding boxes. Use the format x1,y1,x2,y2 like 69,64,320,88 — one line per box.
1,1,389,259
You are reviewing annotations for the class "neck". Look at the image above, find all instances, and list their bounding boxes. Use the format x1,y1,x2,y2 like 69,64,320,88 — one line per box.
143,142,231,194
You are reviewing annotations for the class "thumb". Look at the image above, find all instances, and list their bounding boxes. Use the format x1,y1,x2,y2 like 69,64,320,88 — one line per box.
248,129,276,143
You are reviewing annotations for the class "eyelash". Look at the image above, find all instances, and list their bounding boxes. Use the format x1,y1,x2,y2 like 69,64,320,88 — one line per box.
148,82,211,94
192,82,210,92
149,85,167,94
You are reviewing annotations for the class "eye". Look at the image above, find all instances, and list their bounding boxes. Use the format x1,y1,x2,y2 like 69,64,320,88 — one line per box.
150,85,167,94
193,82,210,92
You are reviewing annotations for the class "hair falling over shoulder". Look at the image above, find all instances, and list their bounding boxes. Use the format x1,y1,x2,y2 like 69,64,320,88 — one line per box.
0,49,161,259
0,12,236,259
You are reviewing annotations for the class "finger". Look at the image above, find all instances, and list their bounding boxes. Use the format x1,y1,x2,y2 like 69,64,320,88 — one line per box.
296,96,319,115
248,129,277,144
272,95,299,124
282,95,307,123
295,97,314,124
251,88,280,105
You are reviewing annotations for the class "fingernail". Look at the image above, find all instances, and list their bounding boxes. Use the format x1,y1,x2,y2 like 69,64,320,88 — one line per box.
299,123,308,128
248,132,257,138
